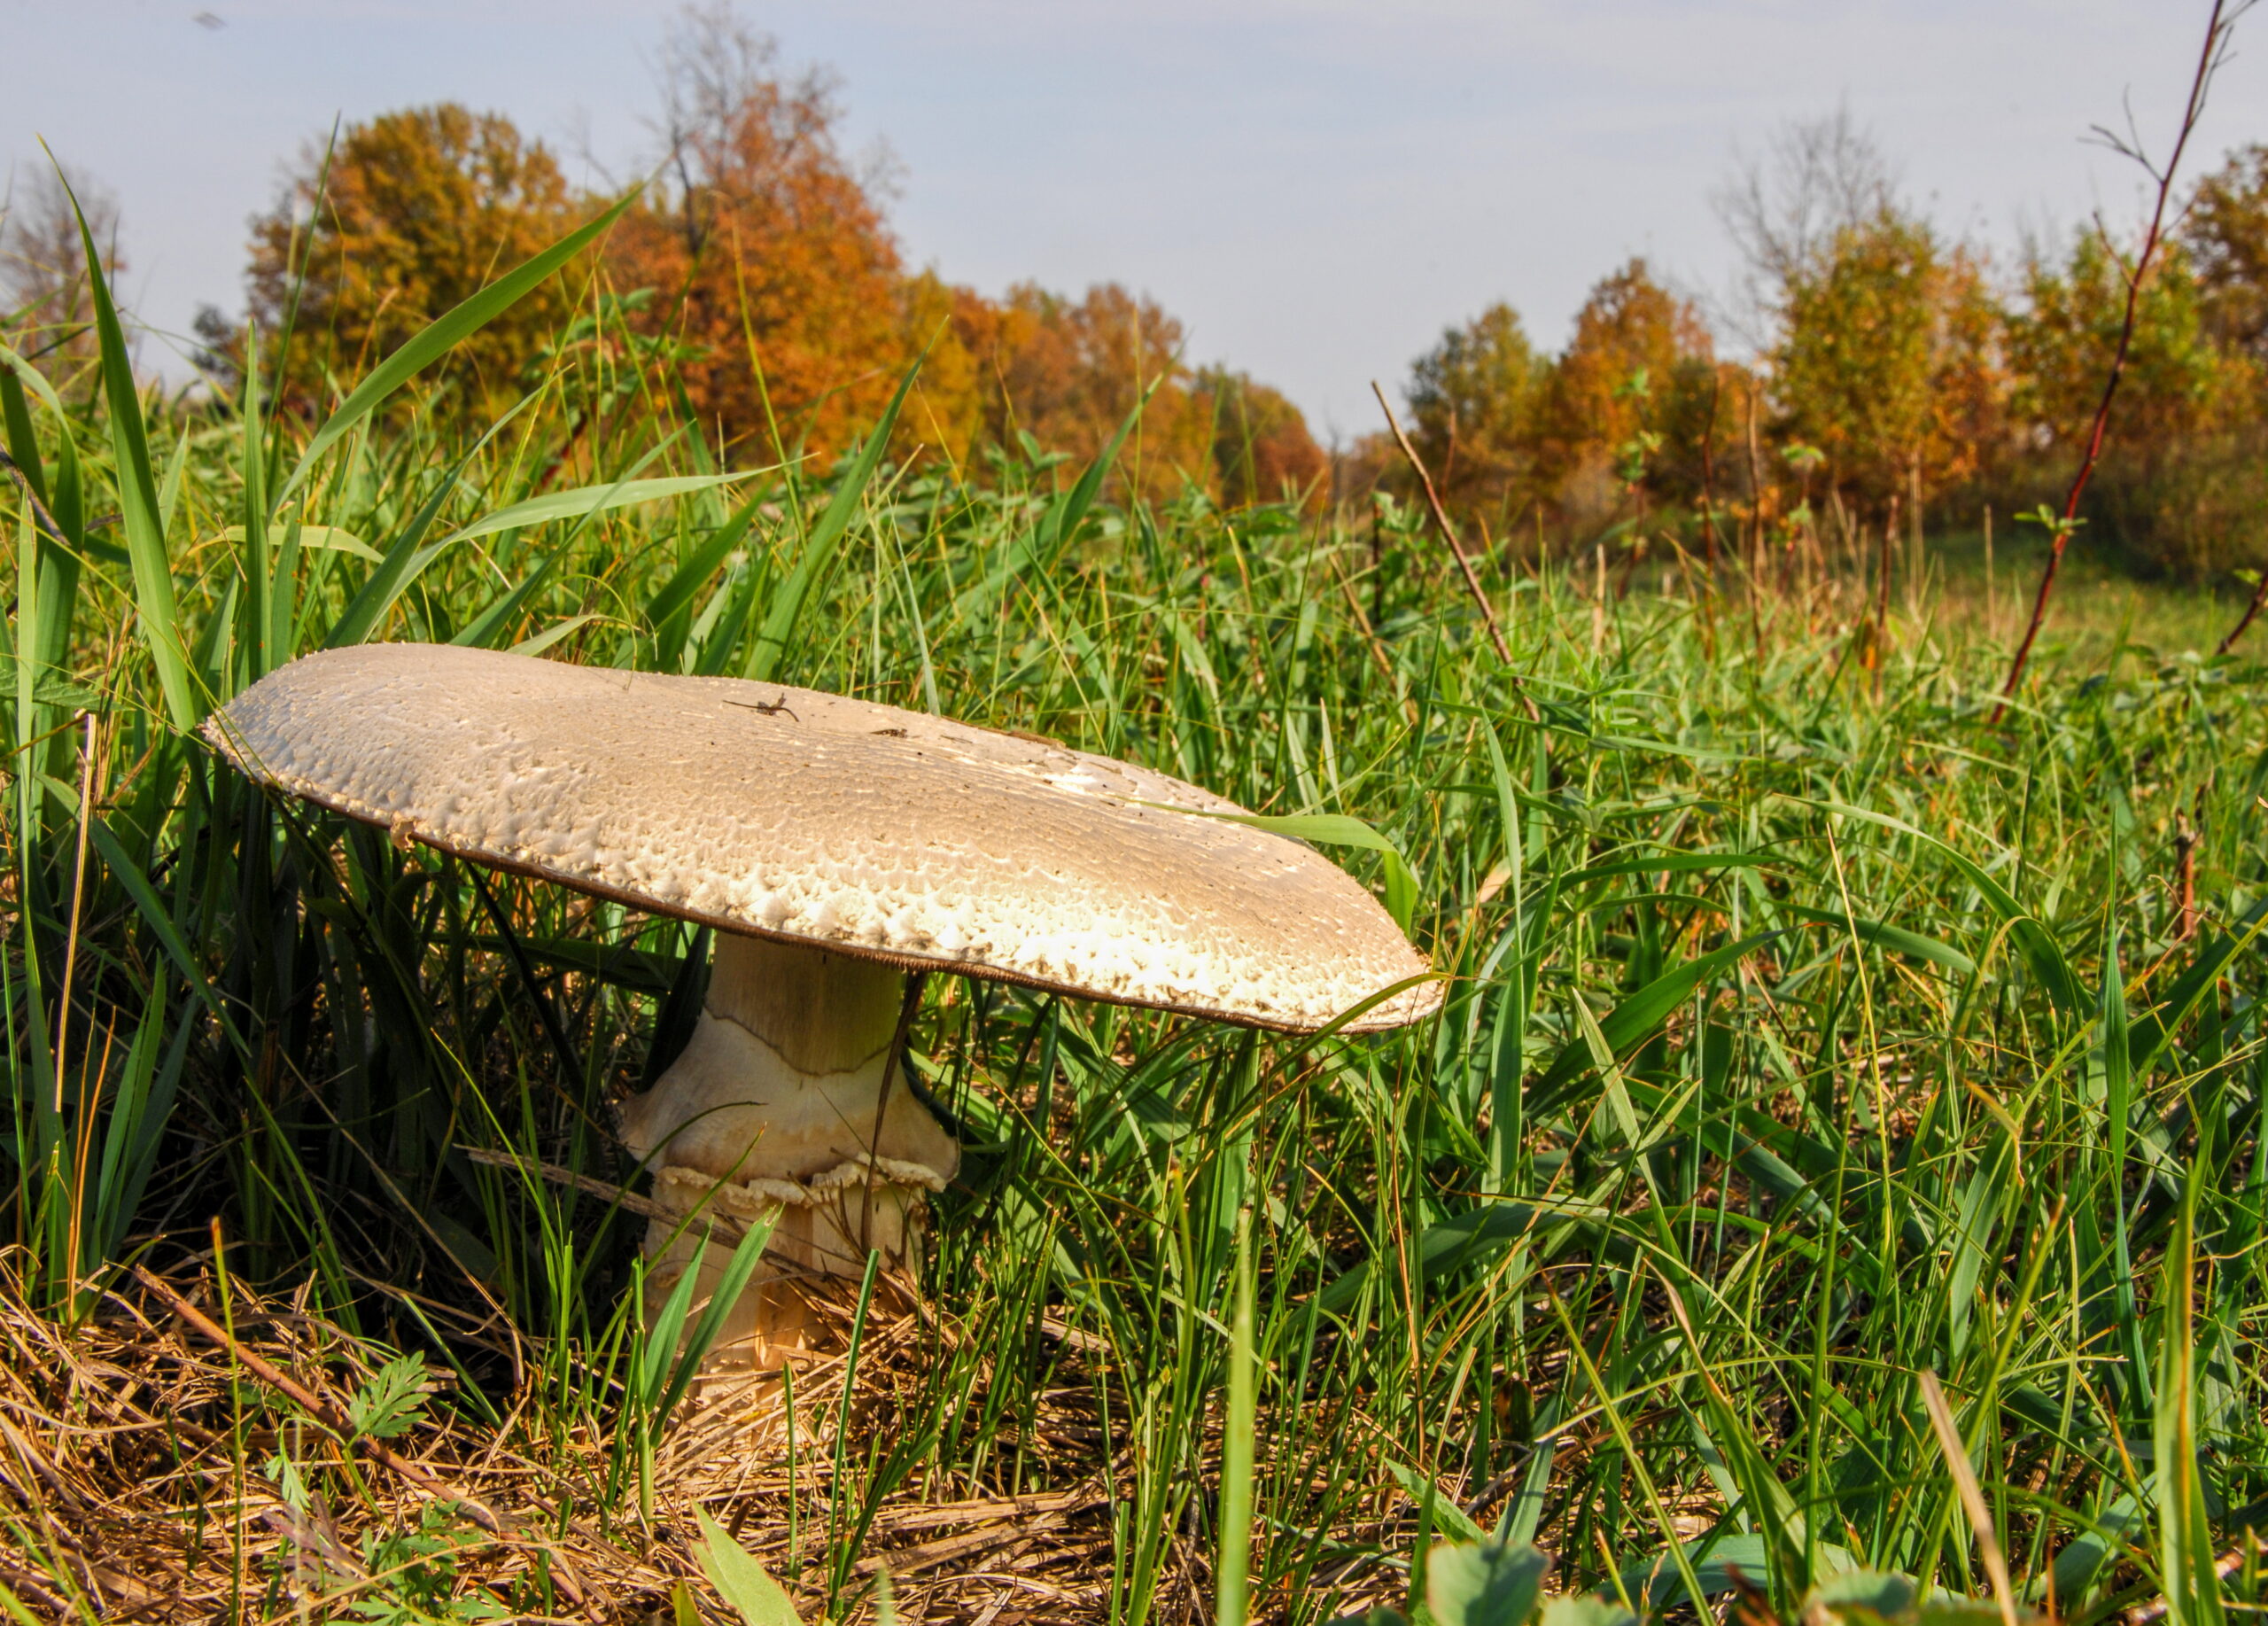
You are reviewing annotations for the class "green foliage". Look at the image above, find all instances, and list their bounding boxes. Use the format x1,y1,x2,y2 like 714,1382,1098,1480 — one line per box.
349,1506,514,1625
2004,230,2258,577
1425,1541,1551,1625
697,1510,808,1626
1406,302,1545,517
1775,209,1997,503
1338,1540,2028,1626
346,1354,436,1440
8,192,2268,1624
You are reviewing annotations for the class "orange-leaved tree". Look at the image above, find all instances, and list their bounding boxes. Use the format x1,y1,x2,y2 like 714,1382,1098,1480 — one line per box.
606,17,911,463
944,281,1214,497
1190,368,1326,509
242,104,580,416
1533,258,1714,531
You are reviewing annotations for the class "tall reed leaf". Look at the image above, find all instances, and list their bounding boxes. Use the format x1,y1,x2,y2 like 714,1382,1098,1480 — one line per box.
63,168,196,729
745,355,923,683
645,488,768,668
1806,799,2082,1017
1216,1206,1256,1626
0,356,48,503
238,326,271,684
1183,809,1419,930
276,187,638,506
437,472,755,548
2154,1171,2222,1626
323,399,537,650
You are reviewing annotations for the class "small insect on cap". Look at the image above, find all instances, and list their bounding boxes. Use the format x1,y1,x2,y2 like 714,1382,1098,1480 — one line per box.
206,644,1441,1032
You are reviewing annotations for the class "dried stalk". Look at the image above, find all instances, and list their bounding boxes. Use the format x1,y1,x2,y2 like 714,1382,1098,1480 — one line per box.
1370,381,1513,664
128,1263,587,1601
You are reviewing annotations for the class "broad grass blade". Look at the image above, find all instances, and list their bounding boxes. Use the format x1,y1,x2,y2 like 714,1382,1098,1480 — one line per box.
438,471,751,548
745,356,923,683
695,1509,802,1626
1529,930,1780,1110
1807,798,2081,1016
276,188,638,506
322,405,534,649
64,168,196,728
2154,1171,2223,1626
1216,1207,1256,1626
658,1210,777,1420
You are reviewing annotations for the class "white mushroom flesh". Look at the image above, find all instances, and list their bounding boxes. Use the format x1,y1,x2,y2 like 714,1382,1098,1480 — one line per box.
616,933,959,1367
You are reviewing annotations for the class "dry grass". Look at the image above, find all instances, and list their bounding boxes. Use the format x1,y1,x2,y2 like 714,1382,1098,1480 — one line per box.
0,1254,1267,1623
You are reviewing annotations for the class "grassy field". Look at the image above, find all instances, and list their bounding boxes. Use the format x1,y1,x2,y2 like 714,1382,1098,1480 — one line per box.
5,238,2268,1625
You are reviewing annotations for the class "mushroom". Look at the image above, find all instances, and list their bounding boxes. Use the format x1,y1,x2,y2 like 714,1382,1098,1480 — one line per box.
206,643,1441,1365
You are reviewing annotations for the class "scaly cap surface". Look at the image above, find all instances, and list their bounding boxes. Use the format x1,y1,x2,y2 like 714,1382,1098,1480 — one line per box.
206,644,1441,1031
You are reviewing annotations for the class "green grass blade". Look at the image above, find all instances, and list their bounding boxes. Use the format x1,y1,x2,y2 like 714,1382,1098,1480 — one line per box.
745,355,923,683
657,1211,777,1421
2154,1170,2222,1626
82,812,247,1059
695,1509,803,1626
276,188,638,507
645,488,768,666
238,325,270,685
437,471,753,549
63,167,196,728
1176,809,1419,930
639,1236,708,1410
322,401,536,650
1807,798,2081,1017
0,357,47,505
1529,930,1781,1109
1216,1205,1256,1626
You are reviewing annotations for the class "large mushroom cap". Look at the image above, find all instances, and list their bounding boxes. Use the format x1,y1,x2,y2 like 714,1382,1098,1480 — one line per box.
206,644,1441,1032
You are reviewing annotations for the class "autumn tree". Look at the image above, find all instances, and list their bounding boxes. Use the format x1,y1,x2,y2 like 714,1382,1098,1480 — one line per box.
2006,229,2250,573
1772,209,2002,515
1191,368,1327,507
1404,303,1543,517
924,278,1324,507
203,8,1325,504
240,105,579,411
1533,259,1713,526
896,268,990,465
607,7,911,461
944,281,1216,496
1397,275,1722,547
2008,233,2225,478
2186,143,2268,363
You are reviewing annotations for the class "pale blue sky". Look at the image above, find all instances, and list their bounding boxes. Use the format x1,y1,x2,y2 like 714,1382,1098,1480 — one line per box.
7,1,2262,439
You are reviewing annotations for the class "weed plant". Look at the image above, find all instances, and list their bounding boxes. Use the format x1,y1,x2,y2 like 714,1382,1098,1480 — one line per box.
4,219,2266,1623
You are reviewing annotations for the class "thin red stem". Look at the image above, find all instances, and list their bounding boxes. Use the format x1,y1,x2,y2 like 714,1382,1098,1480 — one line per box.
1995,0,2233,718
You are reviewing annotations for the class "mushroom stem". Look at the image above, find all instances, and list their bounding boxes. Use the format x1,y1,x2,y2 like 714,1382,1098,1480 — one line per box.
615,934,959,1367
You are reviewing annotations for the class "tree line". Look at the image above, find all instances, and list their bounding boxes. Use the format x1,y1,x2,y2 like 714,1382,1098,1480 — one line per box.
181,11,1326,510
1374,108,2268,582
8,11,2267,579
